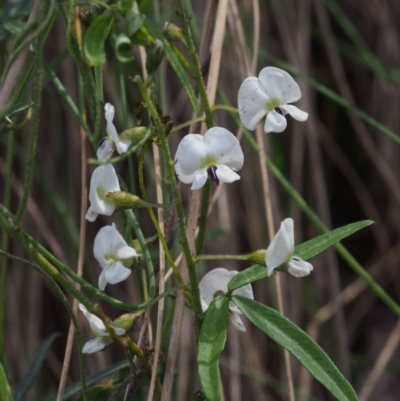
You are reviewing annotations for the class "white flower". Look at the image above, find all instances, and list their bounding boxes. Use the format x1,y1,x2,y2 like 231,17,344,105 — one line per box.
174,127,244,190
238,66,308,133
85,164,121,222
266,218,313,277
79,303,125,353
94,223,141,291
199,268,254,332
96,103,132,160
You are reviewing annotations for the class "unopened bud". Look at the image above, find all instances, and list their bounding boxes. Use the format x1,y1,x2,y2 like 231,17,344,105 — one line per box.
163,22,185,44
113,312,141,331
146,39,165,75
106,191,169,210
120,126,148,142
79,8,93,26
248,249,266,266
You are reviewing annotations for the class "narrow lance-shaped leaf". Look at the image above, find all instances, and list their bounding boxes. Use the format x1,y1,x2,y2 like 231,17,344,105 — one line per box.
232,296,358,401
229,220,373,291
0,362,14,401
84,9,116,66
143,17,200,115
14,333,60,401
293,219,373,261
197,296,229,401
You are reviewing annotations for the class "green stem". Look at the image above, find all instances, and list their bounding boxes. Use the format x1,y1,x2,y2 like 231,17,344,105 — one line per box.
15,0,47,224
211,104,239,114
195,254,251,263
135,76,204,325
170,117,206,134
138,141,185,286
0,251,87,400
195,180,211,255
240,123,400,318
175,0,213,128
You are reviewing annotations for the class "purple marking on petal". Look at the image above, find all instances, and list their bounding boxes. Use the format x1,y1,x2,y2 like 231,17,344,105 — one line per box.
274,107,284,115
292,257,300,261
207,166,219,186
98,137,107,148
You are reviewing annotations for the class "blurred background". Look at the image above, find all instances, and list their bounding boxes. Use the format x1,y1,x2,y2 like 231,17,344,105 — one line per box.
1,0,400,400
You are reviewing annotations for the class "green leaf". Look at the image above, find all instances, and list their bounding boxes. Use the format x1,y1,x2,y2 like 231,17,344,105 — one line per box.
114,33,134,63
84,10,116,66
0,362,14,401
232,296,358,401
143,17,200,115
294,220,373,261
197,296,229,401
14,333,60,401
7,101,34,118
230,220,373,291
228,265,267,291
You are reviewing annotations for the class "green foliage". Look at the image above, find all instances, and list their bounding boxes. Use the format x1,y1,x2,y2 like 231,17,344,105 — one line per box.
6,101,34,119
0,362,14,401
197,296,229,401
293,220,374,261
232,296,358,401
229,220,373,290
14,333,60,401
84,9,116,66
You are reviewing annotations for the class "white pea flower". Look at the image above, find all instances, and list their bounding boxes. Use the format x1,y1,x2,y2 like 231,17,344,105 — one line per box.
94,223,141,291
266,218,313,277
85,164,121,222
96,103,132,160
199,268,254,332
79,303,125,353
238,66,308,133
174,127,244,190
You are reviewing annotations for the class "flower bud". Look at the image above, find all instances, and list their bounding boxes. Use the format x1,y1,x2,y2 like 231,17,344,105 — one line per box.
248,249,266,266
79,8,93,26
106,191,169,210
112,312,141,332
163,22,185,44
146,39,165,75
120,126,148,143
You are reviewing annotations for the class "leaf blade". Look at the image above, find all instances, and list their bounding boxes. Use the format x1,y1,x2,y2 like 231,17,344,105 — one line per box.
294,220,373,261
0,362,14,401
228,264,267,291
232,296,358,401
197,296,229,401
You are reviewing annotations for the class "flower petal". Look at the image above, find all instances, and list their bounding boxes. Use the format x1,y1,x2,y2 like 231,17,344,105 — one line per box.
114,327,126,336
97,137,114,160
238,77,269,130
280,105,308,122
98,269,108,291
266,218,294,276
105,103,119,145
79,304,107,336
108,223,139,259
199,268,236,310
229,312,246,332
115,137,132,154
215,165,240,183
191,170,208,190
264,110,287,133
203,127,244,171
288,257,314,277
258,67,302,105
82,337,111,353
86,164,120,220
94,225,114,269
104,262,132,285
85,206,98,222
174,134,206,184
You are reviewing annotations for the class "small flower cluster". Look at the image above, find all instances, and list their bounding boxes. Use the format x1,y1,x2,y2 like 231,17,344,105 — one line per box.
181,68,312,331
81,104,140,353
